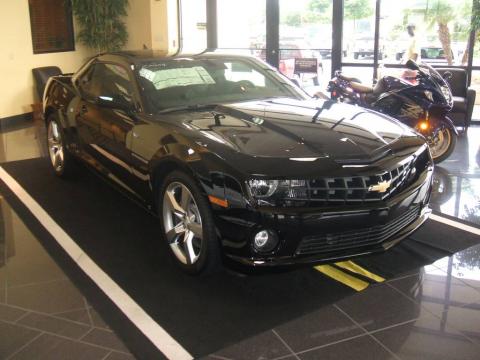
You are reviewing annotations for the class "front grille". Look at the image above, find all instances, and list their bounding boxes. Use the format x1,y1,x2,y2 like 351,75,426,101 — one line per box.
296,205,421,255
283,156,418,206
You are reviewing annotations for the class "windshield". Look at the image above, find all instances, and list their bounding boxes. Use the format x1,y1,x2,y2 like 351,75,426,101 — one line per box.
418,62,448,88
136,57,307,112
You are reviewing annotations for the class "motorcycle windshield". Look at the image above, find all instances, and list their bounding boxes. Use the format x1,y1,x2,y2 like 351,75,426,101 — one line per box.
417,62,453,108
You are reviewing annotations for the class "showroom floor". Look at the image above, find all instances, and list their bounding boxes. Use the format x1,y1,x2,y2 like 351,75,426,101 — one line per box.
0,119,479,359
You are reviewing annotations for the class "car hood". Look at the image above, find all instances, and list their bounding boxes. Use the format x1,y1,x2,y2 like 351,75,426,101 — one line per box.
179,98,415,162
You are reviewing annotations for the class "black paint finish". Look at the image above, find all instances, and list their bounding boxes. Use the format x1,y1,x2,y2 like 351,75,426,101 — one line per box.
43,51,434,267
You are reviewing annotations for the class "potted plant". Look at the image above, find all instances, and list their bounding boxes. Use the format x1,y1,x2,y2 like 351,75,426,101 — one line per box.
71,0,129,53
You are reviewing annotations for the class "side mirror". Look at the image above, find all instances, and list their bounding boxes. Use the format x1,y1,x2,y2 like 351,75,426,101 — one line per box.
442,71,453,81
96,95,134,112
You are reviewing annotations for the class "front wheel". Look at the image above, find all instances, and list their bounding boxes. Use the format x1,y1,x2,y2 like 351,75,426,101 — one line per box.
159,171,221,275
46,116,76,177
428,127,457,164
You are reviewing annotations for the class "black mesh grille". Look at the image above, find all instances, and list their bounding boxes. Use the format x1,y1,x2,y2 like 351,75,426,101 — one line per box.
296,205,421,255
282,156,419,206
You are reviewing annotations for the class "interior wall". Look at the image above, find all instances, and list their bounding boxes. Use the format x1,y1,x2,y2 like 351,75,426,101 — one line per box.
0,1,93,119
125,0,153,50
151,0,179,53
0,0,174,119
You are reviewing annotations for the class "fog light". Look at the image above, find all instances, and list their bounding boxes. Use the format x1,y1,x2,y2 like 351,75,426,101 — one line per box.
253,229,279,253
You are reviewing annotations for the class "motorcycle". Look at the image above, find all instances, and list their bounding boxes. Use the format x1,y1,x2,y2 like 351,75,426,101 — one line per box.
327,60,457,163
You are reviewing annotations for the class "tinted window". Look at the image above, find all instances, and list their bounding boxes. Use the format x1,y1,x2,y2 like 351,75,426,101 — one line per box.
137,58,306,111
79,63,133,105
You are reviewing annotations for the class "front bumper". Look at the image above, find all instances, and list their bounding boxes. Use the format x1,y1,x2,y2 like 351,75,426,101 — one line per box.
216,166,433,268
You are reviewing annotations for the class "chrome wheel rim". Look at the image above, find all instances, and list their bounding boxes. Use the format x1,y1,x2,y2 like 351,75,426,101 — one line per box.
47,121,64,172
162,182,203,265
429,128,451,160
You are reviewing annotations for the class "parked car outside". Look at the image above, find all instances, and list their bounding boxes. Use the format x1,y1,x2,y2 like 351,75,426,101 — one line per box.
351,34,386,60
396,46,455,65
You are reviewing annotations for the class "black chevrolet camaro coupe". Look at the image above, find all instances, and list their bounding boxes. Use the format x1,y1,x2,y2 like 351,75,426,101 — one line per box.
43,51,433,274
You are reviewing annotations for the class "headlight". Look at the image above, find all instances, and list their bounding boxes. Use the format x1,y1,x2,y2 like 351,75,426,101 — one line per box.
248,179,279,198
424,90,433,102
247,179,308,204
441,86,452,102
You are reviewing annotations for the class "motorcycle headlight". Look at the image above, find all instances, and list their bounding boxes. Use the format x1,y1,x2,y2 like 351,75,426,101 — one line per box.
424,90,434,102
441,85,452,103
247,179,308,204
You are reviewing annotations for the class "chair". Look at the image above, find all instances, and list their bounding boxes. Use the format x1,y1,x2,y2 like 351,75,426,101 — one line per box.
436,68,476,134
32,66,62,100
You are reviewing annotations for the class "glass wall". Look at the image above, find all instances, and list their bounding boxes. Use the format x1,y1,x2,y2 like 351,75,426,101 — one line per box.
180,0,207,53
279,0,333,88
217,0,266,57
339,0,475,90
379,0,472,66
342,0,376,65
185,0,478,109
470,70,480,106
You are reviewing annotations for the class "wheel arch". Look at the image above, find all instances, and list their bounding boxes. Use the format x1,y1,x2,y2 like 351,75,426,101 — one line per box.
44,105,57,125
150,156,207,212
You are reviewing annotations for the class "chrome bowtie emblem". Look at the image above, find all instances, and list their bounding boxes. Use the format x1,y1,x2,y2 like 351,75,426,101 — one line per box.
368,180,392,193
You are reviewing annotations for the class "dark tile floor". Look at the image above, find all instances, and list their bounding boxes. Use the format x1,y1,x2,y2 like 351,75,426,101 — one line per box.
0,199,135,360
0,121,135,359
0,119,480,359
205,255,480,360
429,127,480,226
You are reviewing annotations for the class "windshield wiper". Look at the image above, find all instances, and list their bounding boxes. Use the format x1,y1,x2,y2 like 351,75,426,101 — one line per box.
157,104,219,114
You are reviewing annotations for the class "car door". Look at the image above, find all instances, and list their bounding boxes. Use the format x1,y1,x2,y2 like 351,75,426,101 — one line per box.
76,62,142,196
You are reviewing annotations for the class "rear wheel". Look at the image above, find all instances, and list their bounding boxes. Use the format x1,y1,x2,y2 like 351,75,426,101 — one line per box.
429,127,456,164
46,116,75,177
159,171,221,275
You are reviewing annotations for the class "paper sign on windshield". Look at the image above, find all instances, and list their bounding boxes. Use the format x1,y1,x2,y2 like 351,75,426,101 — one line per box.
140,66,215,90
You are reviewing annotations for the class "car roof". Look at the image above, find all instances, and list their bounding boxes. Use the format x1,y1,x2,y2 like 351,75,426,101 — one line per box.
95,50,257,66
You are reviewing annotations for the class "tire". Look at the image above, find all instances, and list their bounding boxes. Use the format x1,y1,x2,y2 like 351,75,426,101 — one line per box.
158,170,221,275
46,115,76,177
429,127,457,164
431,166,453,205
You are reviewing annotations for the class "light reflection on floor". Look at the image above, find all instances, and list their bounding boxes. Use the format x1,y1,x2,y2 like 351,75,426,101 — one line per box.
430,126,480,226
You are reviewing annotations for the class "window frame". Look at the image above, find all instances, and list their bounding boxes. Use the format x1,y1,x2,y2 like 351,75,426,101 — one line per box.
205,0,477,85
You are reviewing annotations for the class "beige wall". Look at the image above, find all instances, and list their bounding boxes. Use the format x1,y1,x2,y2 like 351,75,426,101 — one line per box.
0,1,92,119
125,0,179,52
0,0,175,119
125,0,153,50
150,0,179,54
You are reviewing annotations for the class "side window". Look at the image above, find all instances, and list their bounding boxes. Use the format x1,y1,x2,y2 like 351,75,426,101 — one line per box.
79,63,134,105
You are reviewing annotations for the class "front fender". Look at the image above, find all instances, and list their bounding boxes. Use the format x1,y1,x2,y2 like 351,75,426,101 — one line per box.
148,143,227,208
431,115,459,136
